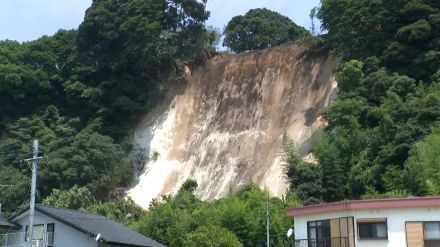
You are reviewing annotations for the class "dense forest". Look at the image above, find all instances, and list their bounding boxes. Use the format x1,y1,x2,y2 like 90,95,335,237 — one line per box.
0,0,215,214
286,0,440,205
1,0,439,246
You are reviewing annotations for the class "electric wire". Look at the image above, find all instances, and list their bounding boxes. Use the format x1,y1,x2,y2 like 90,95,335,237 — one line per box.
0,149,27,155
0,151,32,160
3,185,32,236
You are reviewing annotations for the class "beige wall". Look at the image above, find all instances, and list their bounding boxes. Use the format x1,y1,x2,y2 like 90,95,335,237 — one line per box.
294,207,440,247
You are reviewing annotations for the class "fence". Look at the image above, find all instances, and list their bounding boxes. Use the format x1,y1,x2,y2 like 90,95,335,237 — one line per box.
295,237,349,247
0,232,53,247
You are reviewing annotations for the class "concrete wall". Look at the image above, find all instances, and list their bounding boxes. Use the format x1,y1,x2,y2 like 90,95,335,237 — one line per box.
294,206,440,247
11,210,97,247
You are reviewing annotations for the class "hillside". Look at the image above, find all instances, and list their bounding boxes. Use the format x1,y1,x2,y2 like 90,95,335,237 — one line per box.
0,0,439,246
129,44,339,207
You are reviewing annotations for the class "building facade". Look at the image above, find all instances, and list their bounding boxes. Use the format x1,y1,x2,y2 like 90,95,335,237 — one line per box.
287,197,440,247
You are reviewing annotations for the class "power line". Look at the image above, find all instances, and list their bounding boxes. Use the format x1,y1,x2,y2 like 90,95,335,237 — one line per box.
0,151,32,160
0,149,28,155
0,153,30,159
3,186,32,236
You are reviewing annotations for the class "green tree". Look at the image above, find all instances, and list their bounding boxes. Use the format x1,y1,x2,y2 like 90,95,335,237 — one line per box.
381,165,404,192
40,120,133,198
318,0,396,59
183,225,243,247
134,179,201,247
75,0,211,138
319,0,440,80
283,135,323,205
0,0,218,218
0,107,133,208
311,130,345,202
404,126,440,195
223,8,309,53
135,181,293,247
88,198,145,225
43,185,95,209
314,0,440,199
0,168,29,215
361,187,413,200
0,30,78,130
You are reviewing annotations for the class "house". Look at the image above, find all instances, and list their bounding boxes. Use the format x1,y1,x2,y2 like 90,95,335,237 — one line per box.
0,205,165,247
0,217,20,234
287,196,440,247
0,218,18,228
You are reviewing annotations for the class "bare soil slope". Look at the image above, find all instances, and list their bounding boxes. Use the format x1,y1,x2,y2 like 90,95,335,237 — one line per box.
129,44,339,208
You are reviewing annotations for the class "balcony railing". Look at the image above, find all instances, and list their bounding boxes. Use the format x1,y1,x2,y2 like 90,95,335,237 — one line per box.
0,232,53,247
1,232,25,247
295,237,349,247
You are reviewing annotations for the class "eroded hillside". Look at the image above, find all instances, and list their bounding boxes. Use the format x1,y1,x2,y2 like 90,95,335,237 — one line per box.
129,44,339,208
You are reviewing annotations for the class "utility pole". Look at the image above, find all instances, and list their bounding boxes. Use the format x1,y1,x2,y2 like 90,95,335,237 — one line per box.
26,140,42,247
266,190,270,247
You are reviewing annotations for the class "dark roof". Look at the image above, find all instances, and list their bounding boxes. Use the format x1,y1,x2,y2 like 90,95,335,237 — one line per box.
13,205,165,247
0,217,20,229
286,196,440,216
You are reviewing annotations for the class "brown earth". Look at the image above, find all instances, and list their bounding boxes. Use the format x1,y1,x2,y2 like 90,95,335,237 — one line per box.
128,44,339,208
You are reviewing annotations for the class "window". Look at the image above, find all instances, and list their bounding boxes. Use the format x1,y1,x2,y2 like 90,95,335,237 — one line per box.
25,224,44,241
425,222,440,240
357,218,388,240
308,220,331,247
424,222,440,247
46,223,55,247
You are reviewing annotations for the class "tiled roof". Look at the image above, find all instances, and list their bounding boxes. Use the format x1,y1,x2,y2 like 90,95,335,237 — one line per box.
33,205,165,247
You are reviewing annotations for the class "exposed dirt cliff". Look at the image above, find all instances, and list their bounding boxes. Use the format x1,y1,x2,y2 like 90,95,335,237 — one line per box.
128,44,339,208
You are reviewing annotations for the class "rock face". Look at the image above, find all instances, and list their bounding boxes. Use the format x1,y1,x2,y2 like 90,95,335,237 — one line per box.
128,44,339,208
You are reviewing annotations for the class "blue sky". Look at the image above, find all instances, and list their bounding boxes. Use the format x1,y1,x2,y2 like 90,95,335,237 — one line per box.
0,0,320,42
206,0,320,31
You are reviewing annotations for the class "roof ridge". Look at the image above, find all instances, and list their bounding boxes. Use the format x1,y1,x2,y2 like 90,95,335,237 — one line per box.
36,204,105,217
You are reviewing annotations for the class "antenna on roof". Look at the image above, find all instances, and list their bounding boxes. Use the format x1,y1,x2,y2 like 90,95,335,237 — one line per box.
95,233,102,241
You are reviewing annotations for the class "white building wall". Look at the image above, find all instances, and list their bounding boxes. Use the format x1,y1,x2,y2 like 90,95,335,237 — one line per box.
294,206,440,247
11,210,97,247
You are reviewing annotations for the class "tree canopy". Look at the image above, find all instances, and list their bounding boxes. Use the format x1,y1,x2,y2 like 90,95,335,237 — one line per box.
0,0,215,215
1,0,440,245
134,181,298,247
223,8,309,53
183,225,244,247
42,185,95,209
284,0,440,203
